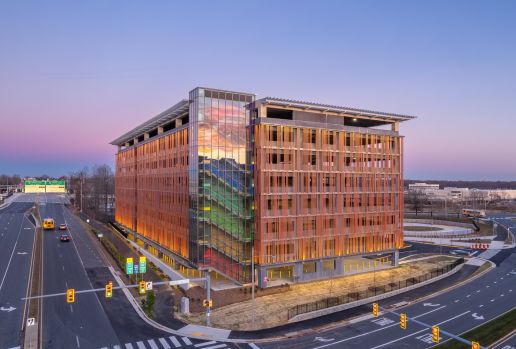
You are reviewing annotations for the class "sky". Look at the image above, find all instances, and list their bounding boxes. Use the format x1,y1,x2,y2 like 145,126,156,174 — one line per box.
0,0,515,180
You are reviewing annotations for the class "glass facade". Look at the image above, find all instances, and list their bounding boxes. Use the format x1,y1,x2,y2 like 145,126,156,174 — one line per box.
188,88,255,282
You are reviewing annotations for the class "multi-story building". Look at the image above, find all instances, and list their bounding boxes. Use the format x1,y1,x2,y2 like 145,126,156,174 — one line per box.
111,87,415,287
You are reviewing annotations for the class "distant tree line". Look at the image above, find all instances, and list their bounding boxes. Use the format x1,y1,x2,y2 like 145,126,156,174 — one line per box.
68,164,115,223
405,179,516,190
0,174,22,186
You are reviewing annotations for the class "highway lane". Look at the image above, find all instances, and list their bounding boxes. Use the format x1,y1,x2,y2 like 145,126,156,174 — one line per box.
261,227,515,348
40,201,120,348
39,196,249,349
0,202,36,349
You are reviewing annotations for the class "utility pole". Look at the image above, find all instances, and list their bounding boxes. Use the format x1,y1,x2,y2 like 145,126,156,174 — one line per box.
80,175,83,212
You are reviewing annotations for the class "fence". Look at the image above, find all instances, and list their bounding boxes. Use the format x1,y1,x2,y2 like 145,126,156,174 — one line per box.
287,257,464,320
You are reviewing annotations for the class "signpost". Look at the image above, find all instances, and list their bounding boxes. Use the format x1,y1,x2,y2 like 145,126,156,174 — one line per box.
126,258,134,275
139,256,147,274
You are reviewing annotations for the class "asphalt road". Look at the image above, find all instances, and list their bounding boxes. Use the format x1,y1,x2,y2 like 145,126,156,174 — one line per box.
259,217,516,349
0,202,36,349
31,194,255,349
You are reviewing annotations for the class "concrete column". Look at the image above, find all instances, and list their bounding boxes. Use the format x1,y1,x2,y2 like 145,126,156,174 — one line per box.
125,142,130,147
158,126,164,134
315,260,323,279
144,133,149,140
293,262,303,283
392,250,399,266
257,266,267,288
176,118,182,127
118,145,122,152
392,122,400,132
335,258,344,276
133,137,139,145
259,105,267,118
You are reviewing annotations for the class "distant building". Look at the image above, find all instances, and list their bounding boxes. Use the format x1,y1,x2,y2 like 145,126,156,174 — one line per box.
408,183,440,194
111,87,416,287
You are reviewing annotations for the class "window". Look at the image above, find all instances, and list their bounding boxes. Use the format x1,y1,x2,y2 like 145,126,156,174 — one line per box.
271,127,278,142
311,130,316,143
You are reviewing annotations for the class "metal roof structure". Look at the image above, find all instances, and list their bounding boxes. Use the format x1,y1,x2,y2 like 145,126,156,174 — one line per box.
256,97,417,122
110,99,189,146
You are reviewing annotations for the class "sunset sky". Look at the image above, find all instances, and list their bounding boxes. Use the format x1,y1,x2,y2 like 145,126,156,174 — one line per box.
1,0,515,180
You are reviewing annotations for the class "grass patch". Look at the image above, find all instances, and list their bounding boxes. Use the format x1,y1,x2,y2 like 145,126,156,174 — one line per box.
404,226,444,232
435,308,516,348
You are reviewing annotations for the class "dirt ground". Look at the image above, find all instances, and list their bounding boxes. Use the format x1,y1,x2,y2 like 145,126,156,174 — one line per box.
178,256,457,330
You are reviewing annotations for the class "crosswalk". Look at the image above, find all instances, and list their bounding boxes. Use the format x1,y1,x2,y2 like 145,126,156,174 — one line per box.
99,336,260,349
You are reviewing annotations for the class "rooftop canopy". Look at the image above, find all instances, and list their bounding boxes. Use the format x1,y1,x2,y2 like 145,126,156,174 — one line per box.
256,97,416,123
110,99,189,146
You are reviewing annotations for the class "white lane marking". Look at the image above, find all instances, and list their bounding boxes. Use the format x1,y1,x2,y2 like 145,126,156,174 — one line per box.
70,304,73,313
476,290,481,293
76,335,80,347
249,344,261,349
159,337,171,349
369,311,471,349
311,306,446,349
202,345,226,349
136,342,146,349
100,347,108,349
181,337,192,346
491,299,495,302
501,294,505,297
454,299,460,303
114,346,121,349
479,304,484,308
0,216,27,291
169,336,182,347
195,341,217,347
125,344,134,349
466,294,471,298
148,339,159,349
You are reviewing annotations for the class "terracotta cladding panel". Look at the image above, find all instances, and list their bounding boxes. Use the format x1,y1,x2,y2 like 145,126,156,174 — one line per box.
115,129,189,259
254,124,403,265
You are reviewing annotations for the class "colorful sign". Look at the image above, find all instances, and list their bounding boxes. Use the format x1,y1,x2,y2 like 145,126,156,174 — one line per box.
126,257,134,275
139,256,147,274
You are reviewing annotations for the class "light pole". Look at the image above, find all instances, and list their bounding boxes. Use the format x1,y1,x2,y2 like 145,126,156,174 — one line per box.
251,246,255,330
80,176,83,212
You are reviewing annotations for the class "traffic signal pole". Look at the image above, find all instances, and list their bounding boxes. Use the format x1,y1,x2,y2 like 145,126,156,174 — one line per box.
377,304,487,349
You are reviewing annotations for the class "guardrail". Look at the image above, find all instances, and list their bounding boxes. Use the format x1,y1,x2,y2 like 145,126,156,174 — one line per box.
287,257,464,320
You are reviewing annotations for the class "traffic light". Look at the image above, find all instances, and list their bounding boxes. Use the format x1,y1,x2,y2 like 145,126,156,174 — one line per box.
203,299,213,308
471,341,480,349
432,325,440,343
400,313,407,329
67,289,75,303
105,281,113,298
139,281,146,294
372,303,379,317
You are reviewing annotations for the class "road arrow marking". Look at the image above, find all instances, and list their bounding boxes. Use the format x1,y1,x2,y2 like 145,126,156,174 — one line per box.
472,313,484,320
0,306,16,312
423,303,440,307
314,337,335,342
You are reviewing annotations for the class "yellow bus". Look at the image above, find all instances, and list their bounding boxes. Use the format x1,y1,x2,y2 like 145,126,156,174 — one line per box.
461,208,486,218
43,218,55,230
